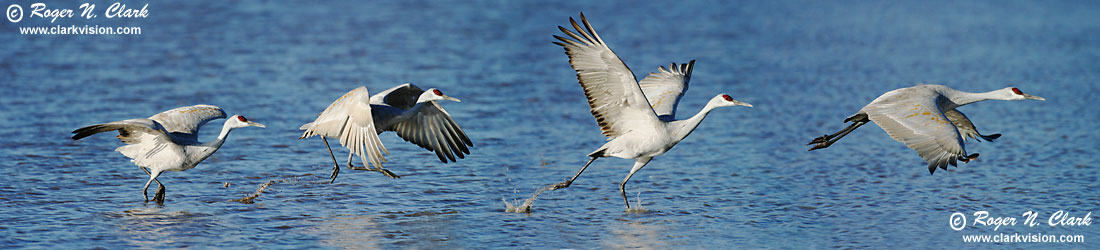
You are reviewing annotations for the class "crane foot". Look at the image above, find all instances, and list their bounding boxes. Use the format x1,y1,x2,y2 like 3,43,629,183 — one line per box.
376,168,401,179
808,139,836,151
348,164,401,179
152,185,166,203
960,153,980,163
807,134,831,145
329,165,341,183
549,181,572,191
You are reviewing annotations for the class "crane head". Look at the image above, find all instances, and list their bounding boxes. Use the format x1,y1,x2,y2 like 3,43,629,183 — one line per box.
1006,87,1045,101
418,88,462,103
228,115,266,129
716,94,753,108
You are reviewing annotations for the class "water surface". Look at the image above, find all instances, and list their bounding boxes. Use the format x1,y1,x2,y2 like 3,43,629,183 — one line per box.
1,0,1098,248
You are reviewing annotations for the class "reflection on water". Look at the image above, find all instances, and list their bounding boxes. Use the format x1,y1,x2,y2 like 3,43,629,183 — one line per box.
380,210,463,248
605,218,670,250
301,210,467,248
1,0,1097,248
108,207,214,248
304,215,383,249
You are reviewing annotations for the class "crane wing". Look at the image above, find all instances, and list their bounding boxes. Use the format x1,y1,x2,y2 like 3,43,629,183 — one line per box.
148,105,228,141
943,109,1001,142
71,118,186,169
371,83,424,109
384,101,474,163
863,96,967,174
553,13,657,138
638,60,694,121
299,86,388,168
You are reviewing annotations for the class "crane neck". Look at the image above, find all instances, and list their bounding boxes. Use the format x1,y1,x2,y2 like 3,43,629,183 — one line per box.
941,89,1004,110
211,120,239,143
190,121,234,164
669,101,721,142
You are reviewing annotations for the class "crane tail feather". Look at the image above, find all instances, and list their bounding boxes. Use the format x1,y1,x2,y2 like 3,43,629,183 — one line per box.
587,148,608,158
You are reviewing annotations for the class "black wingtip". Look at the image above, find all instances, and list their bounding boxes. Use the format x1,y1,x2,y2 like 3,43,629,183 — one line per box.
71,124,107,141
553,34,571,43
434,149,447,163
983,134,1002,142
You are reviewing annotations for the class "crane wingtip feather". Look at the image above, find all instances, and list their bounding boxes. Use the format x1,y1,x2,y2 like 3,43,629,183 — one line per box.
983,134,1001,142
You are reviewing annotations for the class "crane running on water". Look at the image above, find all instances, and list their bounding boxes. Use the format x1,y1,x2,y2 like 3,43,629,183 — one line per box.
71,105,265,203
807,84,1045,174
541,13,753,209
299,84,473,183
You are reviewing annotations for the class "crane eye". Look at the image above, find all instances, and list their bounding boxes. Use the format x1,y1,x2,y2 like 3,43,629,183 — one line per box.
237,116,248,122
1011,87,1022,95
432,89,443,96
722,94,733,101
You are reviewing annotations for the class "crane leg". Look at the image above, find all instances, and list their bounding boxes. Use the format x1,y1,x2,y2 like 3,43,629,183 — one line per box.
139,167,167,202
345,153,360,169
320,137,341,183
549,156,599,190
808,115,869,151
142,170,162,203
346,152,401,179
619,158,652,209
140,167,164,188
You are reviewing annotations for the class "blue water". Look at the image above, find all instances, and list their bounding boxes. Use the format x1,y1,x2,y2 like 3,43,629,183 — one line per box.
2,0,1098,248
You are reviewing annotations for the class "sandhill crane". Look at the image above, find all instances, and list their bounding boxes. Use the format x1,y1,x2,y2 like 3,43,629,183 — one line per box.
71,105,265,202
808,84,1045,174
545,13,753,209
299,84,473,183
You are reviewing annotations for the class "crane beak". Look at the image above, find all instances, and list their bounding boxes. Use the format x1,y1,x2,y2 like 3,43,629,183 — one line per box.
248,121,266,128
735,100,753,108
1022,93,1045,101
443,96,462,102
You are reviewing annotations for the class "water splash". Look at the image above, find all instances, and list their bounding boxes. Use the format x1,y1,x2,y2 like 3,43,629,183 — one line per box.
230,178,296,204
505,184,652,213
624,192,649,214
503,186,551,213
